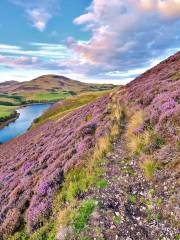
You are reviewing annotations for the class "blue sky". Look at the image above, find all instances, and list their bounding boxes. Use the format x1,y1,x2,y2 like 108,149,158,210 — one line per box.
0,0,180,84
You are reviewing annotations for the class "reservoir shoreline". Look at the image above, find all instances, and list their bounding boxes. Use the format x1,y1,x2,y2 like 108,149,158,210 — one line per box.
0,103,52,143
0,101,55,129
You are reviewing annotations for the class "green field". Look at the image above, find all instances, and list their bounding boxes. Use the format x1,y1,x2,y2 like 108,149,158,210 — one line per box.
0,94,22,106
22,91,74,102
0,95,21,121
0,91,75,105
0,105,17,120
0,111,12,118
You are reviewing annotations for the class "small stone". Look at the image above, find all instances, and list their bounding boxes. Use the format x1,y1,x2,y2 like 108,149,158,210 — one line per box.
106,153,112,158
115,211,120,216
139,221,143,226
91,210,101,220
110,225,116,229
136,217,140,221
56,226,73,240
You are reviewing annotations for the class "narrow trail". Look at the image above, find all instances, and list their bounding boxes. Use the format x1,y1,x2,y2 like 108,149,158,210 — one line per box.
79,124,178,240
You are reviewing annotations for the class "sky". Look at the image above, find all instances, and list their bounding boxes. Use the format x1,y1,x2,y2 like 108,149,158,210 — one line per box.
0,0,180,84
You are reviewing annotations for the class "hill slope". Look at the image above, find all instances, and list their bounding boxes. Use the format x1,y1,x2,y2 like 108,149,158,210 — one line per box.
77,52,180,239
0,52,179,239
0,75,115,94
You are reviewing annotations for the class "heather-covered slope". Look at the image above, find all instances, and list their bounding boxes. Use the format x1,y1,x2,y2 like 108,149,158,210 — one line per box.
0,92,115,238
77,52,180,239
124,51,180,142
0,52,179,239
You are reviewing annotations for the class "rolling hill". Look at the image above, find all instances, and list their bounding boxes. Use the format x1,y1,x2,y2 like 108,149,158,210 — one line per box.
0,75,115,95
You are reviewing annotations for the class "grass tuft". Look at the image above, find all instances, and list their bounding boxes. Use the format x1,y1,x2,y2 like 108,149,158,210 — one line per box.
128,195,137,204
96,179,108,189
72,199,97,233
140,157,157,179
170,72,180,81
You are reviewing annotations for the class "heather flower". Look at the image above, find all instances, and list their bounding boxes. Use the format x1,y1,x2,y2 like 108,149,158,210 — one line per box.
78,122,97,137
160,99,176,112
38,181,52,196
23,161,33,175
27,199,52,231
77,141,87,153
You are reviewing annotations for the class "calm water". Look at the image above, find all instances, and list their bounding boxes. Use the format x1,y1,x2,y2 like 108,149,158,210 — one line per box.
0,103,51,143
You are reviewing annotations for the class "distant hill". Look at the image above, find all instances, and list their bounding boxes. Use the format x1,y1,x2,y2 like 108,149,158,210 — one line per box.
0,75,115,94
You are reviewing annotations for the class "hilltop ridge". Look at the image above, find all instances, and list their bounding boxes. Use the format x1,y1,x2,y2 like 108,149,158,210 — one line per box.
0,74,115,94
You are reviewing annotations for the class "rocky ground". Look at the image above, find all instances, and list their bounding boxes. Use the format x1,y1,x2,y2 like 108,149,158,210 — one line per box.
77,125,179,240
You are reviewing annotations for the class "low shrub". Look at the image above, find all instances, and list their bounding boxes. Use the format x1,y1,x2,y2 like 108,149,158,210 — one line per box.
127,130,153,155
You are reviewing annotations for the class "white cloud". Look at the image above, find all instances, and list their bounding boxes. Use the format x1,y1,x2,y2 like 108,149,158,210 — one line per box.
27,8,51,31
0,42,73,81
0,54,38,67
10,0,59,31
0,44,20,50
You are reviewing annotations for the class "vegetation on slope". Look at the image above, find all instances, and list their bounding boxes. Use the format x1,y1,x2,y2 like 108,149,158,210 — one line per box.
64,53,179,239
6,90,122,240
32,91,111,128
0,88,120,239
0,52,179,239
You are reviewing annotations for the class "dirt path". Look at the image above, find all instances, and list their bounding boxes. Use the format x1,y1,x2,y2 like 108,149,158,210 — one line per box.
79,126,179,240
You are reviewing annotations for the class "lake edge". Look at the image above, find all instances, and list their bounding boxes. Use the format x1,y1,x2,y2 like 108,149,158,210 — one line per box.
0,101,55,129
0,103,53,143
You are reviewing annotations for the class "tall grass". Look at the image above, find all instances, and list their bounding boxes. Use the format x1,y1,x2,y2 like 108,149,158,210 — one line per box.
126,110,145,136
126,110,147,155
126,110,164,155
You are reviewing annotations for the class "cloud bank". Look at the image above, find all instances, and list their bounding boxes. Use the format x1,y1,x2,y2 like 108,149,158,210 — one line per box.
71,0,180,74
